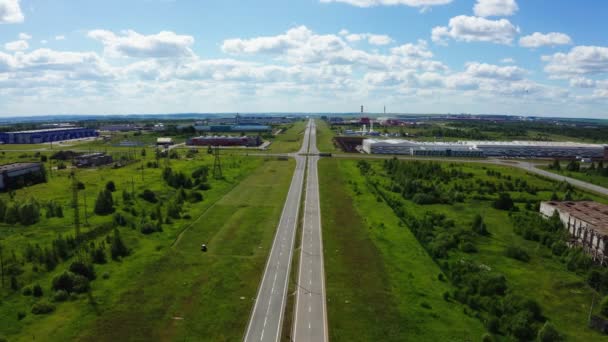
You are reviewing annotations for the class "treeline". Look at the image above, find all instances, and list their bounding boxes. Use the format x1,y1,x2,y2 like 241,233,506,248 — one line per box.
549,160,608,178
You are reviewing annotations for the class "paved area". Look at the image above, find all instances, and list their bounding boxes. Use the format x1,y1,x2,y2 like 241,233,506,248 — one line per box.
293,120,328,342
243,121,311,342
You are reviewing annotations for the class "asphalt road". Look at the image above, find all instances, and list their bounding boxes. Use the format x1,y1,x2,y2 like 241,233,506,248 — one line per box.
293,120,329,342
243,120,311,342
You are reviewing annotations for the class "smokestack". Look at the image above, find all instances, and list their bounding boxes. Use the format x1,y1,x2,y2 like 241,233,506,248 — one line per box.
361,105,364,114
384,105,386,115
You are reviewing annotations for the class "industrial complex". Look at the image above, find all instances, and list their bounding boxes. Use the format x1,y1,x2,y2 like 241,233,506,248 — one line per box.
187,135,262,147
362,139,608,159
0,127,98,144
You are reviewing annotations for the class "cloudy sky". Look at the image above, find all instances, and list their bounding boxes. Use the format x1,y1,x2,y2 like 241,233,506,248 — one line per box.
0,0,607,118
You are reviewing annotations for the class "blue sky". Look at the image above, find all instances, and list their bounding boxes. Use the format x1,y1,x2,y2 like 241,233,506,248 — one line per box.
0,0,607,118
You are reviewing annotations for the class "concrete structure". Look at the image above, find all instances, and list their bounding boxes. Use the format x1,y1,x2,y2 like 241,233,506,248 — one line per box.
156,137,174,147
153,123,165,131
74,153,113,168
0,163,44,190
99,124,142,132
540,201,608,264
187,135,261,147
0,127,97,144
363,139,607,158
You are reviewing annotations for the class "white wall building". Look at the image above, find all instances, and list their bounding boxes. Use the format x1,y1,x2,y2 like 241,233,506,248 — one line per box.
540,201,608,264
362,139,607,158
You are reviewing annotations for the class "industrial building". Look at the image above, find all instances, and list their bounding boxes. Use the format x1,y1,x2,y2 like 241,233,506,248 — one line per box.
187,136,262,147
0,127,98,144
362,139,607,159
74,153,113,168
540,201,608,264
193,125,271,132
0,163,45,190
156,137,174,147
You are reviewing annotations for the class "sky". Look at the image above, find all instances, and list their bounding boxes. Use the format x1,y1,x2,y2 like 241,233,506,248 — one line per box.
0,0,607,118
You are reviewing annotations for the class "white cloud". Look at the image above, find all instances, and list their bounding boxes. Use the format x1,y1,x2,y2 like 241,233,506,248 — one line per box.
542,46,608,78
473,0,518,17
569,77,595,88
4,39,28,51
88,29,195,58
390,40,433,58
500,57,515,64
55,35,66,41
519,32,572,48
0,0,23,24
464,62,526,80
18,32,31,40
432,15,519,45
40,40,48,45
319,0,453,9
345,33,393,45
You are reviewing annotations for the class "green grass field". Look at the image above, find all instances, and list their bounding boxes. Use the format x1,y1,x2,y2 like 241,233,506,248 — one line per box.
318,159,485,341
349,159,606,341
0,150,295,341
539,165,608,189
314,120,338,153
267,120,306,153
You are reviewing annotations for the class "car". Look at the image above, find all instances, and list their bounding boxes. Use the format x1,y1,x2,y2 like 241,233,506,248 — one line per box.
201,244,207,252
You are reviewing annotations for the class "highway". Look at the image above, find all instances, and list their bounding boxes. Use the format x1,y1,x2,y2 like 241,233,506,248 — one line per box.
293,120,329,342
243,121,311,342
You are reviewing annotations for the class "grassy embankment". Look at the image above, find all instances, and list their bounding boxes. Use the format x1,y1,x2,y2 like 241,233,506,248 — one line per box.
539,165,608,189
314,119,338,153
0,150,295,341
318,158,485,341
342,158,606,341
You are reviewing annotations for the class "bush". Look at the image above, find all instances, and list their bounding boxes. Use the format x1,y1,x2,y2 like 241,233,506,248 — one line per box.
32,284,43,297
600,296,608,317
22,286,32,296
505,245,530,262
69,261,96,280
538,321,562,342
460,241,477,253
52,271,90,294
31,301,55,315
105,181,116,192
140,222,161,235
52,289,69,302
17,311,26,320
188,191,203,203
140,189,158,203
493,192,514,211
94,189,114,215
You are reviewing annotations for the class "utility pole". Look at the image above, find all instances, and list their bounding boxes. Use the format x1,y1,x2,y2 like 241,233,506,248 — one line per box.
82,190,89,226
0,244,4,288
71,172,81,237
213,146,222,179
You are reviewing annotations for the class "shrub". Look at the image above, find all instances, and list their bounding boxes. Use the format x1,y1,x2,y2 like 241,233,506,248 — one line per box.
105,181,116,192
110,229,129,260
31,301,55,315
32,284,43,297
460,241,478,253
140,222,161,235
188,191,203,203
17,311,26,320
505,246,530,262
471,214,489,235
600,296,608,317
538,321,562,342
52,290,69,302
22,286,32,296
69,261,96,280
94,189,114,215
140,189,158,203
481,333,495,342
493,192,514,211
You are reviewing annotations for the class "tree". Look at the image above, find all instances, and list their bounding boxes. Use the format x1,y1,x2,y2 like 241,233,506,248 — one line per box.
563,190,573,201
471,214,489,235
538,322,562,342
493,193,514,211
32,284,43,297
601,295,608,317
549,159,561,171
110,229,129,260
94,190,114,215
105,181,116,192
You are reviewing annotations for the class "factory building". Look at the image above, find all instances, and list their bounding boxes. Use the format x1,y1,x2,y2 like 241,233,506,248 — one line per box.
0,163,45,190
0,127,98,144
187,136,262,147
362,139,607,159
540,201,608,265
193,125,271,132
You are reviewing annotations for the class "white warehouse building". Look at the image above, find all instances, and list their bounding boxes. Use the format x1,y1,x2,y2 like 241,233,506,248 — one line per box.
362,139,607,158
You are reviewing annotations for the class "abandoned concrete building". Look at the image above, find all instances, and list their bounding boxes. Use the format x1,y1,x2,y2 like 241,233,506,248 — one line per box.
540,201,608,265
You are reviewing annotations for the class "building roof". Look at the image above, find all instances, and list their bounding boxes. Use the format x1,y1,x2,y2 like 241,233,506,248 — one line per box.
363,138,607,149
544,201,608,235
0,162,41,172
157,137,174,143
5,127,88,134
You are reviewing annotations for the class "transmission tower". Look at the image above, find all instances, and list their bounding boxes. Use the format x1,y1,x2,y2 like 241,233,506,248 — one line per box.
212,146,222,179
71,172,81,237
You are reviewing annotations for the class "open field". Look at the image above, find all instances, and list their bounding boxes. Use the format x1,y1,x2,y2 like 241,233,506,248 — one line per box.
314,120,338,153
267,120,307,153
318,159,485,341
539,165,608,189
352,158,607,340
0,149,295,341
